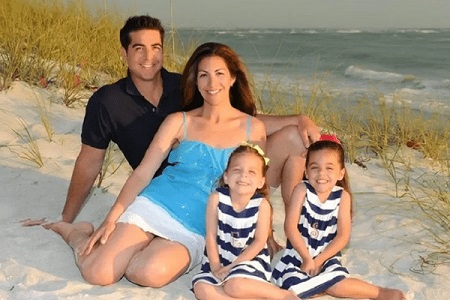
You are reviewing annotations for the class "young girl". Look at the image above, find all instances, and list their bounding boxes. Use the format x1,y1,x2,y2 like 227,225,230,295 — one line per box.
193,144,298,300
272,138,406,300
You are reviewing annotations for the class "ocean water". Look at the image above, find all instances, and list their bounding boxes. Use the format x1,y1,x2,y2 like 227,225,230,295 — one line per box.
177,28,450,116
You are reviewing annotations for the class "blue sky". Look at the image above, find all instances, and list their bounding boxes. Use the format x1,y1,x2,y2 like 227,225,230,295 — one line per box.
89,0,450,29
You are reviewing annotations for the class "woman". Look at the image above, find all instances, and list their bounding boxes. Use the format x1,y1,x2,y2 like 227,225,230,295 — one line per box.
50,42,266,288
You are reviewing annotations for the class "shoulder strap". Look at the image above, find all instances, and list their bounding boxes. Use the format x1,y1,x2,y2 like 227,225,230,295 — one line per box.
182,112,187,140
246,115,252,142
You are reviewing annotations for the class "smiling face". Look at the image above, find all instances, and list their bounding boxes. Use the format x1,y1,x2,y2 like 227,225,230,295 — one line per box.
196,55,236,105
224,152,265,197
305,149,345,200
121,29,163,84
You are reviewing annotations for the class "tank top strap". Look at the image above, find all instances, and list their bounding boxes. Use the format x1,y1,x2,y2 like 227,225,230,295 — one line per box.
245,115,252,142
182,112,187,140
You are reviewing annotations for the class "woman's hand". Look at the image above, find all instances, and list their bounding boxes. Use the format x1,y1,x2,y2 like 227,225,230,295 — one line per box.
79,220,116,256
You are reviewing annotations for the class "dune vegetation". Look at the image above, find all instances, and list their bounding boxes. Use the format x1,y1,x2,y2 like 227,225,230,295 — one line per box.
1,0,449,270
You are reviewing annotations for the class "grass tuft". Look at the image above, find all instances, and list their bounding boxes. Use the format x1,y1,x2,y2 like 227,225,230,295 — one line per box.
96,143,126,189
9,118,44,168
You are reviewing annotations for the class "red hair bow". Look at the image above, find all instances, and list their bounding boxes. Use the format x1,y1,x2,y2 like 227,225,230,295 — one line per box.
319,134,341,144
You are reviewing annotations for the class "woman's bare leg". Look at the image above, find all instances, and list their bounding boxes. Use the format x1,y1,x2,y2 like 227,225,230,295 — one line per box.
50,222,93,254
125,237,191,287
265,125,307,256
51,222,152,285
265,125,307,208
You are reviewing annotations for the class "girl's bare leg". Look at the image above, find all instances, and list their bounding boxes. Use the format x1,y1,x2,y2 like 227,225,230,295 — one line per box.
125,237,191,287
51,222,152,285
194,282,243,300
195,280,299,300
376,288,407,300
326,278,406,300
224,278,299,300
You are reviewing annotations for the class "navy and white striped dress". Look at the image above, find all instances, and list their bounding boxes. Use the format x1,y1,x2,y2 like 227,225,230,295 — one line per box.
192,187,272,288
272,181,349,298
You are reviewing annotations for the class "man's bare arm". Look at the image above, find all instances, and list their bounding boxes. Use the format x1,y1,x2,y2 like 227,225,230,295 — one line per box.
61,144,106,223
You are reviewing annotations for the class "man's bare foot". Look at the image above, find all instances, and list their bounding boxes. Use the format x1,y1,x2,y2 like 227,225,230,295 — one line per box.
50,222,94,245
376,288,407,300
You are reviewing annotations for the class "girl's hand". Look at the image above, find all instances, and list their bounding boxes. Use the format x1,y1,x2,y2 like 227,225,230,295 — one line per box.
210,263,222,278
79,220,116,255
311,258,324,277
300,258,315,277
213,265,232,281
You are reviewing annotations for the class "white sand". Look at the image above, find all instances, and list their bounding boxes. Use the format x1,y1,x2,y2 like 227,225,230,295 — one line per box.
1,81,449,299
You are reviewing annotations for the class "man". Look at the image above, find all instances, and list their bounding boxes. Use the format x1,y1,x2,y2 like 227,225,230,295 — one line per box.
27,15,320,246
60,16,181,224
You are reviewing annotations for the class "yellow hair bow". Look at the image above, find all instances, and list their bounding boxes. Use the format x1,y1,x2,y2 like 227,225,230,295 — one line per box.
240,141,270,166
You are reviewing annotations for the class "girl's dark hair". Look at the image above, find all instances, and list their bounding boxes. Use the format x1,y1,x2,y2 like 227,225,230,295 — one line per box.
181,42,256,116
217,145,269,197
119,15,165,50
306,140,353,216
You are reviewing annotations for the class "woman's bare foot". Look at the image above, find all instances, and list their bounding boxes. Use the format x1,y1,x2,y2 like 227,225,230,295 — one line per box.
376,287,407,300
50,222,94,246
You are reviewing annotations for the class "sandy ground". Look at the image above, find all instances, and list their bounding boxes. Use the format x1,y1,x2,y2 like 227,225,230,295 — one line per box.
1,81,449,299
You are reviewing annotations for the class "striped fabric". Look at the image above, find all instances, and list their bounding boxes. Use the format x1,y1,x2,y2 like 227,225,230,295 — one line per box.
192,187,272,288
272,181,349,298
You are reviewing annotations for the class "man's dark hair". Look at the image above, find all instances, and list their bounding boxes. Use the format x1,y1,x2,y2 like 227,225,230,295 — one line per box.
119,15,165,50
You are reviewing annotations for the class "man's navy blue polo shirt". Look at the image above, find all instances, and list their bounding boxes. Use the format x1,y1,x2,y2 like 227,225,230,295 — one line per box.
81,68,182,169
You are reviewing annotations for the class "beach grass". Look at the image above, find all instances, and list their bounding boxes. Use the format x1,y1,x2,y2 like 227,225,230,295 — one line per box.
34,88,55,142
1,0,449,270
0,0,125,93
97,142,127,189
9,117,44,168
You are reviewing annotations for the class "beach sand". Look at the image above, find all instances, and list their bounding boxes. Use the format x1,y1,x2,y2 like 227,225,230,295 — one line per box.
1,81,449,299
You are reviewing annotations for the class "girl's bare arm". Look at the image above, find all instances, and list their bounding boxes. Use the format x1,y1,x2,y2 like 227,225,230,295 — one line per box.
229,198,271,267
284,183,312,262
313,190,352,267
205,192,221,271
